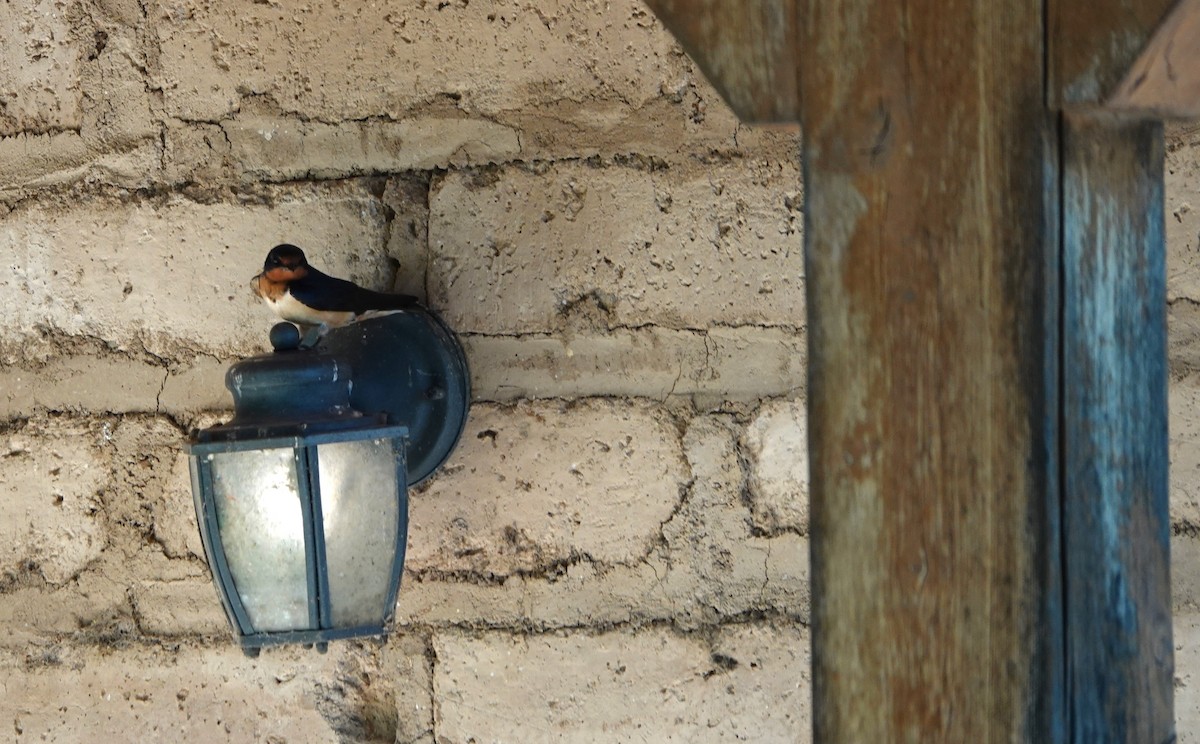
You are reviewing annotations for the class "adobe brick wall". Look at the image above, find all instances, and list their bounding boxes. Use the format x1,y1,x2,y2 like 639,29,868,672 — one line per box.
0,2,806,742
0,1,1196,742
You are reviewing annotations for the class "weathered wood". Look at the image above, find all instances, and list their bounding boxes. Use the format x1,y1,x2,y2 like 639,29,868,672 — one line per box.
1051,3,1177,740
799,1,1062,739
1061,112,1174,742
1049,0,1174,107
643,0,799,123
1109,0,1200,116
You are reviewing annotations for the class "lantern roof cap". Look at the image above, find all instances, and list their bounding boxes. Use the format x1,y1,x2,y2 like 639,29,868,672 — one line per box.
194,323,378,444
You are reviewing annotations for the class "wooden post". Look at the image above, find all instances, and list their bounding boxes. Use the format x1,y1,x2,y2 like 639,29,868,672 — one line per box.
1052,2,1176,739
797,1,1061,738
644,0,1181,740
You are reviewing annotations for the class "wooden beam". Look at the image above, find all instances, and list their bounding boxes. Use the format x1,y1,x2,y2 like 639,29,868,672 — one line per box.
1050,0,1174,107
799,1,1062,739
1108,0,1200,116
643,0,799,124
1061,113,1175,742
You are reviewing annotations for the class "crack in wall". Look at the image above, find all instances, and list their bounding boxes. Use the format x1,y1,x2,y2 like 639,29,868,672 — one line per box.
0,610,811,677
458,318,806,338
406,550,599,587
154,368,169,415
1,121,790,202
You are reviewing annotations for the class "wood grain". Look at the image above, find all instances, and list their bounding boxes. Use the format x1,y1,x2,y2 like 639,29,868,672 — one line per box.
1108,0,1200,116
643,0,800,123
1061,111,1174,742
799,0,1062,739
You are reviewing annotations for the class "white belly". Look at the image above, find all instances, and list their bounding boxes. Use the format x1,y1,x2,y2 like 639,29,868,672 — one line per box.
267,292,355,327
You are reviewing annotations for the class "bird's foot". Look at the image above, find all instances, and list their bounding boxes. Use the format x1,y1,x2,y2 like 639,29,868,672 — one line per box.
298,323,330,349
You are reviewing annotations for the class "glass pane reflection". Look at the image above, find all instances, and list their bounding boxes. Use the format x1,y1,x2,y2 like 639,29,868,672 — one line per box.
317,439,402,628
210,448,310,632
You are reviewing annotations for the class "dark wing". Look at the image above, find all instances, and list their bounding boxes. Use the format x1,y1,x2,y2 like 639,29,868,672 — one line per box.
290,269,420,313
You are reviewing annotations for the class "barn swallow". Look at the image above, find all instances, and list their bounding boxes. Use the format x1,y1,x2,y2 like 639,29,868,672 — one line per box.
251,243,420,328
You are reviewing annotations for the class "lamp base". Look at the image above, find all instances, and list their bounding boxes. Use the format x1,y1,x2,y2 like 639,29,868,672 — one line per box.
315,309,470,485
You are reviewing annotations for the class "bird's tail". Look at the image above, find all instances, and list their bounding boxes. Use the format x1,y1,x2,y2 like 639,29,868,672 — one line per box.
379,291,420,310
354,288,421,312
354,309,411,323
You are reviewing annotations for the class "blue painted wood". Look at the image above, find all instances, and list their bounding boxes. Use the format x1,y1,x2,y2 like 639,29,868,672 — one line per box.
1061,112,1174,743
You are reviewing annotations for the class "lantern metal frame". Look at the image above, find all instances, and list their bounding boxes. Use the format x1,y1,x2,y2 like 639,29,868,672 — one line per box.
190,425,409,655
187,309,469,656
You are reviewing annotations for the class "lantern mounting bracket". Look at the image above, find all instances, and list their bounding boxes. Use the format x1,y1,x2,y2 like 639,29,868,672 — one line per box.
312,309,470,485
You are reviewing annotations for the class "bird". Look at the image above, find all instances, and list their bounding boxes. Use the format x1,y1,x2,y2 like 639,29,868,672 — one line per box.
250,243,419,330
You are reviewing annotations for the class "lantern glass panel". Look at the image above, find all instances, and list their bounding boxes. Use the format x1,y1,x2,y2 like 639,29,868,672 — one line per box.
210,447,310,632
317,438,403,628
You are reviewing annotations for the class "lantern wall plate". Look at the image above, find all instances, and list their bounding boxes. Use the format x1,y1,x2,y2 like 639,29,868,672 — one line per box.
316,309,470,485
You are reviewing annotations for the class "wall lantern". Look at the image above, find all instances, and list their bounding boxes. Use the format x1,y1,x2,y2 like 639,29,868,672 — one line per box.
187,311,468,656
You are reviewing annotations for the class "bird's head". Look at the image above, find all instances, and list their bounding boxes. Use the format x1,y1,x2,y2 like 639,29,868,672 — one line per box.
261,243,310,282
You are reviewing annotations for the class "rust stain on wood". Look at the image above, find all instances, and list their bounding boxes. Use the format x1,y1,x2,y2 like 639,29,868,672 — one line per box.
643,0,800,123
